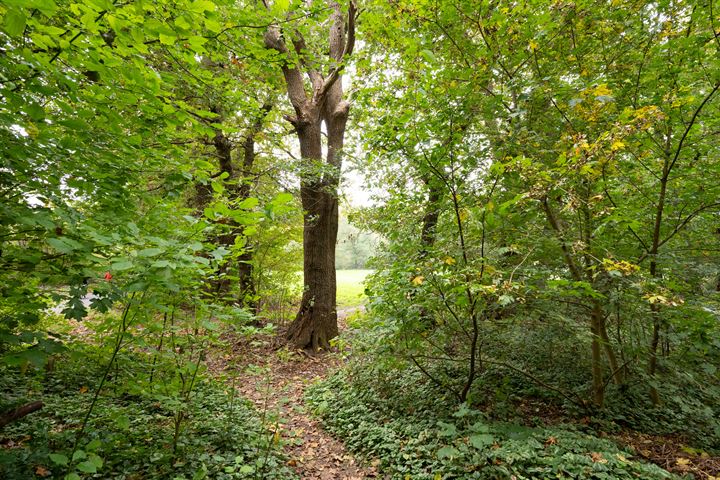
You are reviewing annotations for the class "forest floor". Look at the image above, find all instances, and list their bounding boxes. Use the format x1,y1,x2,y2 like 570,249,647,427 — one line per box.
204,305,720,480
209,307,373,480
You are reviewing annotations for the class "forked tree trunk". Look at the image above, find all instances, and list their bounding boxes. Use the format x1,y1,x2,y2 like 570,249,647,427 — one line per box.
196,102,271,305
542,196,622,407
265,0,356,350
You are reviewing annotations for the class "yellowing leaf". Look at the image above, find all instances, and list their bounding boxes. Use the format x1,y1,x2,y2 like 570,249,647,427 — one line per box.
444,257,456,265
411,276,425,286
529,40,539,51
611,140,625,151
594,84,612,96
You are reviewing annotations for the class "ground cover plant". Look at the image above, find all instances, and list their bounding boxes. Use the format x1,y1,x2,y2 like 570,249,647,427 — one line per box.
306,368,678,479
0,342,296,480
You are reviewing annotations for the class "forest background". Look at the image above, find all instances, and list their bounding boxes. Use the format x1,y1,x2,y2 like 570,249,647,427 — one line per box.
1,0,719,479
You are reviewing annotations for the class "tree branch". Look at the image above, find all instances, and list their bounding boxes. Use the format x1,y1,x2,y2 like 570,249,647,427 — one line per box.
0,401,43,429
264,26,310,118
316,0,356,102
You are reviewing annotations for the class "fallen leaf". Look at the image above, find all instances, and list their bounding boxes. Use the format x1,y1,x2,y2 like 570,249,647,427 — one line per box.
590,452,607,464
35,466,51,477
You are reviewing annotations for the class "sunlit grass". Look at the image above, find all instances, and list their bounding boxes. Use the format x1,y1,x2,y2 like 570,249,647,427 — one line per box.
295,269,372,309
336,269,372,308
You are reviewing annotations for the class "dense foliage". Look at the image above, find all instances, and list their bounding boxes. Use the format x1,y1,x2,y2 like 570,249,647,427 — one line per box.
353,0,720,416
2,0,720,478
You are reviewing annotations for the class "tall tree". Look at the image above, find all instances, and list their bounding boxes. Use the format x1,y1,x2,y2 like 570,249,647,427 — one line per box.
264,0,357,349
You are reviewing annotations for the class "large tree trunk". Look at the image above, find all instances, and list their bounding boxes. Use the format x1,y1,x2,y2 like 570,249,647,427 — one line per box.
286,102,346,349
287,186,340,349
265,0,356,350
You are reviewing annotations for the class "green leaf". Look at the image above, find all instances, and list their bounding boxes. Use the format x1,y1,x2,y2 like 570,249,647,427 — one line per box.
76,460,97,473
115,415,131,429
47,237,84,254
273,0,290,12
211,180,224,193
203,207,217,219
72,450,86,462
174,16,191,30
65,473,81,480
237,197,259,210
85,439,102,451
49,453,69,466
88,453,103,468
437,421,458,437
159,34,176,45
34,0,59,16
3,9,27,37
436,445,459,459
204,18,221,33
138,247,164,257
189,0,215,13
271,192,294,204
187,35,208,52
469,434,494,449
420,49,437,64
110,260,133,271
152,260,176,269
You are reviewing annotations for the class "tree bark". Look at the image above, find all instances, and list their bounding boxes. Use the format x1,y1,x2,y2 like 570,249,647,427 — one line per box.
420,174,442,254
647,139,670,406
235,102,273,311
265,0,356,350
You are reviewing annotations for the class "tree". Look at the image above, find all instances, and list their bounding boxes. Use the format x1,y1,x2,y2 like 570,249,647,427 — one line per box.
264,0,357,349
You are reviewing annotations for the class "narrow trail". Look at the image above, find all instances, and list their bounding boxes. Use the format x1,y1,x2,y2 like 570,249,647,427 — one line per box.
210,307,374,480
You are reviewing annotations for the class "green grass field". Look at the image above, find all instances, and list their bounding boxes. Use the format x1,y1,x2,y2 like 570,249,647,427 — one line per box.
294,269,372,308
336,269,372,308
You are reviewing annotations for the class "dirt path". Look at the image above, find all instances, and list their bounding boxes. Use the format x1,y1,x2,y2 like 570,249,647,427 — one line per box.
210,310,374,479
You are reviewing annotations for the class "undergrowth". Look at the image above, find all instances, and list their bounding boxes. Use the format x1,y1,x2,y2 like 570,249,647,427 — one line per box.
306,368,677,480
0,345,297,480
